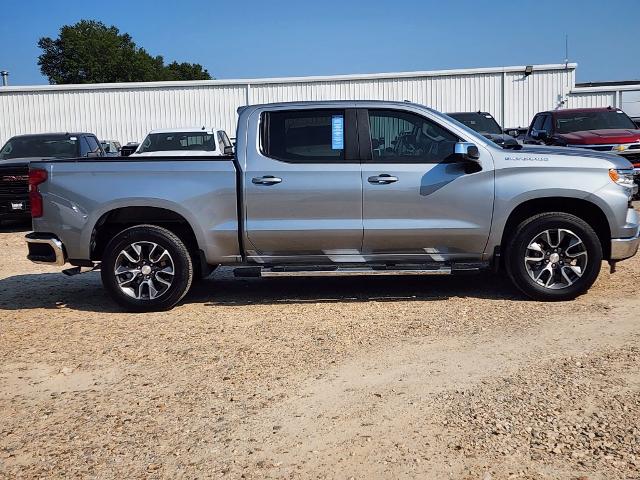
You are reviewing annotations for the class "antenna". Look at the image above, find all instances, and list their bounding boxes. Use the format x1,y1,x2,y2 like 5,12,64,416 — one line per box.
564,34,569,67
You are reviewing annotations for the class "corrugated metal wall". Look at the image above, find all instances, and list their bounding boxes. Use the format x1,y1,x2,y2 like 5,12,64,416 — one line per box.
2,63,635,146
0,85,246,144
566,91,616,109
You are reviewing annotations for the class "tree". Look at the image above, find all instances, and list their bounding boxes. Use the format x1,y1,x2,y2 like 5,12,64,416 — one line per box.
163,61,211,81
37,20,212,84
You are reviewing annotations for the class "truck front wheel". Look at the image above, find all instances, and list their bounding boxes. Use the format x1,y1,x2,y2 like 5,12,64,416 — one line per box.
101,225,194,312
505,212,603,301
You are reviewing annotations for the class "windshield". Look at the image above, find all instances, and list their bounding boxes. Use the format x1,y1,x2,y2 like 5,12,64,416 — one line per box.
0,136,79,160
448,113,502,135
556,110,637,134
137,132,216,153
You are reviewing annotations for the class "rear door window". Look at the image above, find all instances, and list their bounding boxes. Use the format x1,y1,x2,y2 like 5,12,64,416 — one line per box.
261,109,348,163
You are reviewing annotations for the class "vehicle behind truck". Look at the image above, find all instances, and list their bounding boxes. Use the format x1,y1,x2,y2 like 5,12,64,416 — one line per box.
0,132,104,222
25,101,640,311
130,127,233,157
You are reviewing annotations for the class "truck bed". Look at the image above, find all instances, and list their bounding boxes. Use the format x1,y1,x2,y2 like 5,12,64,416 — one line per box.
31,155,242,264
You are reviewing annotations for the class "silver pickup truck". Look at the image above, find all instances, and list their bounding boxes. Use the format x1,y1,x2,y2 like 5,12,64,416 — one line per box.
25,101,640,311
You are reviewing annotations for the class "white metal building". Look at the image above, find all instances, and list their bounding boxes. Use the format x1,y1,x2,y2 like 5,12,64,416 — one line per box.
1,63,639,145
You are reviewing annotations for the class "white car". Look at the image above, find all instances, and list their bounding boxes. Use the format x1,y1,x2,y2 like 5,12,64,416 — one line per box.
131,128,233,157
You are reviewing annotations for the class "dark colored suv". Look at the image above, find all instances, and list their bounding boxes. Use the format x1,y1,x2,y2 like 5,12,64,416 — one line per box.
0,132,104,222
447,111,520,148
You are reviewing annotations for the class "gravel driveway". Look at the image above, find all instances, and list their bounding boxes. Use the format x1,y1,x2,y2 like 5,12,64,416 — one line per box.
1,206,639,479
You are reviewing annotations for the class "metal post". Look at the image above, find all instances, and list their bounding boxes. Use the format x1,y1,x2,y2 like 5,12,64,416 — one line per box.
501,71,506,129
618,90,623,110
0,71,8,86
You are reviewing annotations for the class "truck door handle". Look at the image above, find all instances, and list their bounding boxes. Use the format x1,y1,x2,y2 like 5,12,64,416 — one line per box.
252,175,282,185
368,174,398,184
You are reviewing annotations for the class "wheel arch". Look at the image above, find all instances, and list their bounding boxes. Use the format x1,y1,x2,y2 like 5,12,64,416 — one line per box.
500,197,611,261
90,205,202,261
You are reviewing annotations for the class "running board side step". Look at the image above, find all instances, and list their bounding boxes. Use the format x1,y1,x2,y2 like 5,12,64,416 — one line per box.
234,262,486,278
262,266,452,277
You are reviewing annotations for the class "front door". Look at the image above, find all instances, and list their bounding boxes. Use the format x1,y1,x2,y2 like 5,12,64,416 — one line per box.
360,108,494,261
243,107,363,262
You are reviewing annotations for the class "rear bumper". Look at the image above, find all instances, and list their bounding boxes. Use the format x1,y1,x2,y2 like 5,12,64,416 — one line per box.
25,232,66,266
0,196,30,219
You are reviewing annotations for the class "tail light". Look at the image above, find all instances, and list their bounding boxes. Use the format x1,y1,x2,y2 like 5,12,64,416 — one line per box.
28,168,47,218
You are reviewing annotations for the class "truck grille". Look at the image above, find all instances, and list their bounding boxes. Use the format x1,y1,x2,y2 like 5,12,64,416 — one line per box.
0,165,29,197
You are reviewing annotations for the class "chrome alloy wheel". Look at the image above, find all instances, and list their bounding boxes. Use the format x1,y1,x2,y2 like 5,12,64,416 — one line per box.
114,241,175,300
524,228,588,290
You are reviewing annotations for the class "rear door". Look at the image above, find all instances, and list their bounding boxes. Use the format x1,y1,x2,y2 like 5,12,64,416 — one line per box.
243,107,363,262
360,107,494,261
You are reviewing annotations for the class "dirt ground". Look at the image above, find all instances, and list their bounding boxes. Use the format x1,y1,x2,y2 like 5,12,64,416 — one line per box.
1,206,639,479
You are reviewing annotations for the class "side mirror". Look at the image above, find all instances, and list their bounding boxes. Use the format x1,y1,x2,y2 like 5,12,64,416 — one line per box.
454,142,480,162
86,151,101,158
505,129,519,137
224,145,234,155
534,130,548,141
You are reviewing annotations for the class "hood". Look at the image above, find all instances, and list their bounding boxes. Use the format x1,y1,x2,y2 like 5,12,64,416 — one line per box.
558,129,640,145
516,145,633,169
130,150,220,157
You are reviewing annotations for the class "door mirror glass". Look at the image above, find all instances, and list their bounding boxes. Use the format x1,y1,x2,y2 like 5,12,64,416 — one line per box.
454,142,480,161
505,129,519,137
536,130,548,140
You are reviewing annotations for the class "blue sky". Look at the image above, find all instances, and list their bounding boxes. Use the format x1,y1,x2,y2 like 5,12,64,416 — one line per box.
1,0,638,85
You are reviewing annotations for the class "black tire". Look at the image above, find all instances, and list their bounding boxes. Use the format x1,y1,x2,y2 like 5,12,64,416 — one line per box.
505,212,603,301
101,224,193,312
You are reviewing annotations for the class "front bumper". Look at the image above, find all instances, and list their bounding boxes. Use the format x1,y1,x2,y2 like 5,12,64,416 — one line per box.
610,206,640,261
25,232,66,266
611,234,640,260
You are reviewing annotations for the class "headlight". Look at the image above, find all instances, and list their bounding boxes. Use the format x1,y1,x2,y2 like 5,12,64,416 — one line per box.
610,168,637,196
612,144,629,152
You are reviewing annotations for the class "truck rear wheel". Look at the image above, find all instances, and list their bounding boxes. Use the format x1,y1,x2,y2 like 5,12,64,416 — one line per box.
101,225,193,312
505,212,602,301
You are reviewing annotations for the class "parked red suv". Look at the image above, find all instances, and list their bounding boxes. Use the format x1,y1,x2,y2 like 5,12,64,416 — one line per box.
524,107,640,195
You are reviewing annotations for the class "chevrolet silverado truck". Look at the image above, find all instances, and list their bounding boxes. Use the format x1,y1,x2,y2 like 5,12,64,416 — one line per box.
24,101,640,311
524,107,640,197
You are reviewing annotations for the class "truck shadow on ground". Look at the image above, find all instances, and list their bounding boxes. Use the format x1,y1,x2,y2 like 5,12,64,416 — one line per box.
0,268,525,313
196,270,524,307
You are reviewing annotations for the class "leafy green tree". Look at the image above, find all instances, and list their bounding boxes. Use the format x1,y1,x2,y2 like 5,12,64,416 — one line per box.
38,20,212,84
163,61,211,81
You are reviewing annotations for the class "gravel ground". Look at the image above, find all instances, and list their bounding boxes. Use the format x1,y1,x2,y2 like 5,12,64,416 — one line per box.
1,205,639,479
